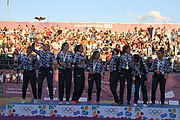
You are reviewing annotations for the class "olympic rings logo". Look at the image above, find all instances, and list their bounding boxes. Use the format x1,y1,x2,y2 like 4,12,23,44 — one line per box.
105,108,118,114
20,106,33,113
62,107,75,113
148,109,162,116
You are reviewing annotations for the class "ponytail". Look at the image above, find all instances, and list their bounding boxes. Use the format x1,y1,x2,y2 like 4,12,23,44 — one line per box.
122,45,130,55
60,42,68,51
90,51,99,62
74,44,82,53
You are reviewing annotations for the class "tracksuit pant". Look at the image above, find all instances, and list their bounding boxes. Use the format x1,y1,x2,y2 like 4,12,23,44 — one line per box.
151,73,166,105
119,69,132,104
72,68,85,101
22,70,37,99
38,67,53,100
88,73,101,102
134,75,148,104
110,71,119,103
59,68,72,101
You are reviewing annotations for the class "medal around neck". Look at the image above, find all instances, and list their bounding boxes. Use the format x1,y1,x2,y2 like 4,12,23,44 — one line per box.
125,66,129,70
125,61,129,70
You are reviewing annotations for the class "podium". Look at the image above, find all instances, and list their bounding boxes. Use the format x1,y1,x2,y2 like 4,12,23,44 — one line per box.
0,102,179,119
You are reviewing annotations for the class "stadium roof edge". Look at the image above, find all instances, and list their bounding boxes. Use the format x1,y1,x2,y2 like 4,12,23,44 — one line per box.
0,21,180,25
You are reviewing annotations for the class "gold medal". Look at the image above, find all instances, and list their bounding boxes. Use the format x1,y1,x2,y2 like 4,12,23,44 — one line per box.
139,75,141,78
125,61,129,70
132,76,135,81
162,72,164,75
125,66,129,70
28,54,32,60
59,60,61,65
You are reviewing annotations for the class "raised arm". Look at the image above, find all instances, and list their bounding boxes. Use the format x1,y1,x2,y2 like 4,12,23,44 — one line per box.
31,43,42,55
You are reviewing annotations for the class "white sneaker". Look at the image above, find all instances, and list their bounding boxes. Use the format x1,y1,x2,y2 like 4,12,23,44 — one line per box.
59,101,63,105
21,99,25,103
33,99,38,104
65,101,70,105
133,103,137,107
143,104,148,107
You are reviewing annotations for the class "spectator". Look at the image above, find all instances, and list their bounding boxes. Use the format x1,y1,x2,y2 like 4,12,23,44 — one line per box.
147,25,153,38
0,24,179,72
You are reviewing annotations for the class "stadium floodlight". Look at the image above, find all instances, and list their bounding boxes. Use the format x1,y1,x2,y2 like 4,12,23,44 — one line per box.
35,17,46,22
6,0,10,20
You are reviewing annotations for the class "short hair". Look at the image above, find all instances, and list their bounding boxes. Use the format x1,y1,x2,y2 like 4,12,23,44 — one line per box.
158,48,164,54
90,51,99,62
60,42,68,51
133,54,140,63
112,48,119,55
122,45,130,55
74,44,83,53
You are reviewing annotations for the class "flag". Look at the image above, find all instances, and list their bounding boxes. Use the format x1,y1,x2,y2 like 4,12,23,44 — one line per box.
6,0,9,6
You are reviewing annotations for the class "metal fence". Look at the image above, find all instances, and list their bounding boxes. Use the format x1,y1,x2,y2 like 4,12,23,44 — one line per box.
0,59,20,70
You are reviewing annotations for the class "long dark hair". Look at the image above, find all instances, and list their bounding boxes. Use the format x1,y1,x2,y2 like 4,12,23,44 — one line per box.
112,48,119,55
90,51,99,62
74,44,83,53
158,47,165,54
60,42,68,51
116,44,120,49
121,45,130,55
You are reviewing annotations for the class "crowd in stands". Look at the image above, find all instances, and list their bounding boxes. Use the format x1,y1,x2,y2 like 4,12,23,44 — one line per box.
0,25,180,71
